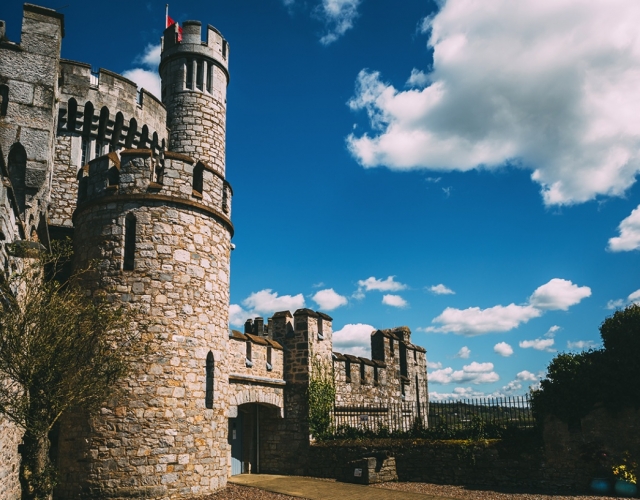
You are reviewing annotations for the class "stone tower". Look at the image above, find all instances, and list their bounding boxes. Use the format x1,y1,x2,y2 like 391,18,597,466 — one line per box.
56,18,234,500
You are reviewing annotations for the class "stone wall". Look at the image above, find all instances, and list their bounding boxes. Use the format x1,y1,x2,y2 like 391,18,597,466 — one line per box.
333,327,428,427
309,440,581,493
0,4,63,245
0,415,21,500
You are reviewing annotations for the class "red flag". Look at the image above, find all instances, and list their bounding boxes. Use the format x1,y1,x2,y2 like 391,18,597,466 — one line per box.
166,15,183,42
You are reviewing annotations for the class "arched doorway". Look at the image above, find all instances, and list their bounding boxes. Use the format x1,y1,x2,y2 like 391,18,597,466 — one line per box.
229,402,282,476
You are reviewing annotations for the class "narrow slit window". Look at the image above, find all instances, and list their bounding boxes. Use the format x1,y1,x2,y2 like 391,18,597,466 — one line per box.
345,360,351,383
245,341,253,367
193,163,204,196
360,363,366,384
389,337,394,357
123,213,136,271
222,186,229,213
186,59,194,90
266,346,273,371
222,40,228,59
317,318,324,340
374,366,379,385
196,60,204,91
205,351,214,409
206,63,213,93
0,85,8,116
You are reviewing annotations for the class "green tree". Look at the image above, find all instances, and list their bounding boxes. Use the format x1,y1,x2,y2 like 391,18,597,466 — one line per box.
532,304,640,424
0,242,136,500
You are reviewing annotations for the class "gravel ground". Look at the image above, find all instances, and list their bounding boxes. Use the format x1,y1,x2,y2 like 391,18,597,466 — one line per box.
197,481,620,500
371,482,619,500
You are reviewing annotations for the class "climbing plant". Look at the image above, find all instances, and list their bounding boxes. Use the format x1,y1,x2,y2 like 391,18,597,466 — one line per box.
308,355,336,440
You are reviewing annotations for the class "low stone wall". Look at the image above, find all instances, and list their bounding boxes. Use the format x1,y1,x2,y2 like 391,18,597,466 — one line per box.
309,439,583,493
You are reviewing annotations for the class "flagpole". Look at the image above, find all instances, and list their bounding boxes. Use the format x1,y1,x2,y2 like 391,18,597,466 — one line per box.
165,4,169,28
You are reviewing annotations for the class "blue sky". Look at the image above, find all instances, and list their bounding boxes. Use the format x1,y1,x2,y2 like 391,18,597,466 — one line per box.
4,0,640,399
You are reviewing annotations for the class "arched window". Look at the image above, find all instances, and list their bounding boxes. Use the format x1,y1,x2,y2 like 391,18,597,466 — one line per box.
205,351,214,409
123,213,136,271
193,163,204,196
206,63,213,93
0,85,8,117
67,98,77,132
8,143,26,214
125,118,137,149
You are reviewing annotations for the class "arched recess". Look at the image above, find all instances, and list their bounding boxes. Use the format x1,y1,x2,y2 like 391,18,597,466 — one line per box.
82,101,94,138
8,143,27,214
111,112,124,151
228,388,284,418
139,125,149,149
97,106,109,156
151,132,159,154
67,98,78,132
125,118,137,149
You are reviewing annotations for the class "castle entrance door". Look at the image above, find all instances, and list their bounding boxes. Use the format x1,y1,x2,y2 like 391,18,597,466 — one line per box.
229,413,243,475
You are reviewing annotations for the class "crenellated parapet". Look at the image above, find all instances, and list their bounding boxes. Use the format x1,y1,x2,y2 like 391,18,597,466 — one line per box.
51,60,169,230
74,149,233,233
334,327,428,407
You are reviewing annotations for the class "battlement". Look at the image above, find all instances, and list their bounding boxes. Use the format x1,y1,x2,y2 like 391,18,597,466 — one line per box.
161,21,229,77
74,149,233,231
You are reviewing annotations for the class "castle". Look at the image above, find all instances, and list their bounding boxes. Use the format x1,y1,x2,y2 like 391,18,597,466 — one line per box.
0,4,428,499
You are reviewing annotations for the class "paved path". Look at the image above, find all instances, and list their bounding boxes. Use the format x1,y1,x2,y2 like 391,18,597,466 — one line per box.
229,474,456,500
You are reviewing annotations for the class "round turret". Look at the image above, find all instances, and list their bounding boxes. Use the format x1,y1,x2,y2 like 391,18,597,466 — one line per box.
160,21,229,176
57,19,235,500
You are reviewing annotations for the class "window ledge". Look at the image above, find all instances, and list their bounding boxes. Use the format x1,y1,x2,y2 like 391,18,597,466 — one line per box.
245,359,253,368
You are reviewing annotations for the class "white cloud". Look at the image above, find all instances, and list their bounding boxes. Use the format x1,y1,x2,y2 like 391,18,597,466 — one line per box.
630,289,640,303
502,380,523,393
407,69,430,88
426,303,541,336
607,298,626,310
332,323,374,357
312,288,348,310
494,342,513,357
136,43,161,68
516,370,538,382
608,205,640,251
429,361,499,385
242,289,305,315
567,340,598,350
427,361,443,370
544,325,561,337
121,69,161,100
430,387,489,400
382,294,408,308
317,0,362,45
122,43,162,99
455,346,471,359
229,304,249,327
347,0,640,206
357,275,407,293
519,337,555,352
529,279,591,311
429,283,455,295
424,278,588,336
